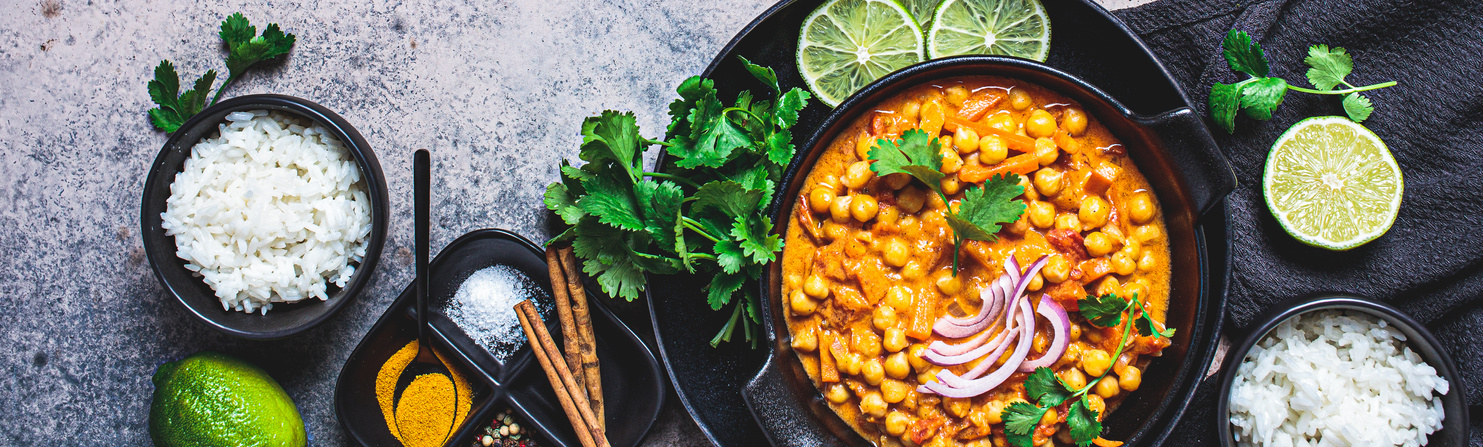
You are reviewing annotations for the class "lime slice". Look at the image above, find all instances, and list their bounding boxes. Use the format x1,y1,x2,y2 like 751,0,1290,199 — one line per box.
1263,116,1403,250
798,0,926,107
926,0,1050,61
902,0,943,27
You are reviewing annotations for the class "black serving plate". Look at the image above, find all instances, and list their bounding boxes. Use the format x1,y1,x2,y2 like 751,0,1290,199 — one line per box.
646,0,1236,445
140,94,389,340
336,229,664,447
1216,294,1469,447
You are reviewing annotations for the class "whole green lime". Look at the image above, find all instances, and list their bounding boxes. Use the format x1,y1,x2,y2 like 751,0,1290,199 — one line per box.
149,351,307,447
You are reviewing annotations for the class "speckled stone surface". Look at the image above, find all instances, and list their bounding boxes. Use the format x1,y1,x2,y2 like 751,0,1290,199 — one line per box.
0,0,1146,444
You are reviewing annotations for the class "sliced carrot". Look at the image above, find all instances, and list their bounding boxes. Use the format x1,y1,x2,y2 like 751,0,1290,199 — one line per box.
1053,130,1081,154
907,288,937,341
955,92,1003,122
946,116,1035,151
1080,258,1113,283
1092,437,1125,447
819,330,838,383
958,153,1040,183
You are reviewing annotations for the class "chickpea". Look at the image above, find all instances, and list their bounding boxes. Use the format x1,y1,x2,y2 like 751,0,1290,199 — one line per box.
1026,109,1057,138
823,221,849,241
808,187,834,213
1026,273,1044,292
920,99,946,135
1043,255,1070,284
1069,323,1082,341
1085,394,1106,418
1096,277,1123,298
987,112,1017,133
843,161,874,190
1028,201,1055,228
945,85,970,107
885,352,911,379
885,411,911,436
855,132,876,160
936,272,962,295
790,290,817,316
1033,168,1064,197
1113,353,1133,376
843,352,864,376
1138,251,1158,272
860,392,888,418
1009,88,1033,111
896,187,927,214
1081,348,1112,377
791,324,817,352
1110,252,1135,277
1079,196,1110,230
884,328,909,353
955,127,980,153
940,135,954,150
874,206,900,227
982,400,1008,424
826,384,850,404
829,195,852,222
881,379,911,404
1119,365,1143,391
902,260,927,280
1055,213,1081,232
1034,137,1059,165
945,397,972,418
1040,407,1059,425
1084,231,1117,258
979,135,1008,164
907,344,932,372
851,194,880,222
871,305,898,331
941,149,964,174
863,358,886,385
941,176,962,195
885,286,914,311
883,238,911,267
1095,376,1120,398
1059,367,1088,390
1021,176,1040,201
1128,191,1157,224
884,172,912,190
1121,238,1142,259
803,275,829,298
1062,108,1089,136
854,330,883,358
1134,224,1163,243
1033,331,1050,354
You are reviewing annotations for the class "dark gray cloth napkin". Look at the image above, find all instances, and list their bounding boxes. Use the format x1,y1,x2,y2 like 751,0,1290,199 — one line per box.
1109,0,1483,444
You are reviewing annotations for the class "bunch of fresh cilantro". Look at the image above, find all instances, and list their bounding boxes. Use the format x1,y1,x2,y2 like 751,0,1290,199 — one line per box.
1002,293,1174,447
148,13,296,133
1209,29,1396,133
867,129,1026,274
544,58,810,347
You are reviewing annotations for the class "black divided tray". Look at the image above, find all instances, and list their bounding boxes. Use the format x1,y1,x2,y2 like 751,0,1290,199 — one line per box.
335,229,664,447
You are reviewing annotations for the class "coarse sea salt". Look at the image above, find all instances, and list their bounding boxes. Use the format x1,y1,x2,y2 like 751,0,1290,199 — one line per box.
443,264,549,363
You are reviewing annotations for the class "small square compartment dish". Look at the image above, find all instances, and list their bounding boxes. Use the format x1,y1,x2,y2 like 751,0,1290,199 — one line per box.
139,94,389,339
1215,294,1468,447
335,229,665,446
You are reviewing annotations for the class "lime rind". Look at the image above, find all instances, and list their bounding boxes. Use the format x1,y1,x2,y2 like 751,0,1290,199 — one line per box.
927,0,1050,61
903,0,943,28
1263,116,1403,250
798,0,926,107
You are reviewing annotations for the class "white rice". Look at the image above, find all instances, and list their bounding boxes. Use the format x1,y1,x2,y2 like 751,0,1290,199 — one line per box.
1229,310,1448,447
161,110,372,314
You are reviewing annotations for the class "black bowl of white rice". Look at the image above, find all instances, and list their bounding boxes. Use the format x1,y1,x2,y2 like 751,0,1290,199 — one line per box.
1216,294,1467,447
141,94,388,339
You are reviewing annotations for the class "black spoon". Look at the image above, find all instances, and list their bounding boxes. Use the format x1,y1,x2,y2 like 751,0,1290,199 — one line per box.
392,149,459,443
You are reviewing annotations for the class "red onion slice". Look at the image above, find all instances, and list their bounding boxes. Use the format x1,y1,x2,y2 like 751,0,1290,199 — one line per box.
919,299,1037,397
925,302,1021,364
1017,294,1070,372
933,275,1012,338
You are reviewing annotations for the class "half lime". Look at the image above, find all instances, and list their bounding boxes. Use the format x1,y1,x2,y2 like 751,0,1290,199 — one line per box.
1263,116,1403,250
797,0,926,107
926,0,1050,61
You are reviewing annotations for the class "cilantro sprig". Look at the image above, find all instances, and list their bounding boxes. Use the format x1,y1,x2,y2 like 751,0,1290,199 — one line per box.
147,13,296,132
866,129,1026,274
1001,292,1174,447
1209,30,1395,133
545,57,810,347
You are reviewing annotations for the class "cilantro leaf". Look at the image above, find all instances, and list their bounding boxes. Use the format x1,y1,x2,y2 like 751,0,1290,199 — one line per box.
217,17,295,104
218,12,256,46
732,216,782,264
580,110,645,177
1208,82,1242,134
707,271,746,310
693,181,762,217
666,77,750,168
1222,30,1268,78
1067,397,1103,447
577,169,644,231
713,238,746,274
774,88,810,130
1025,367,1074,407
1136,311,1176,339
738,55,780,94
1078,293,1128,328
945,173,1026,241
1238,77,1288,120
147,61,217,133
1304,44,1353,91
1003,401,1048,447
1343,92,1373,122
635,179,684,252
544,181,586,225
569,219,649,300
867,129,946,191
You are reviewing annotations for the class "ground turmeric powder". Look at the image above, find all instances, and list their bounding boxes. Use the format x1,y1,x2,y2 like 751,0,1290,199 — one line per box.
375,340,472,446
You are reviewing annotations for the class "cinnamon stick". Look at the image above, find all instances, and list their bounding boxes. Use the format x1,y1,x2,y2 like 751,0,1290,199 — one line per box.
515,300,610,447
558,247,604,429
545,247,587,397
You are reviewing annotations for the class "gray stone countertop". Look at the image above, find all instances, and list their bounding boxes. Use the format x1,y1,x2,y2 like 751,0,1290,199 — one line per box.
0,0,1146,444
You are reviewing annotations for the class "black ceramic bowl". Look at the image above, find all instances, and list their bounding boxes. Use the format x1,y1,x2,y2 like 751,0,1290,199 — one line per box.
140,94,389,339
1216,294,1469,447
745,56,1237,446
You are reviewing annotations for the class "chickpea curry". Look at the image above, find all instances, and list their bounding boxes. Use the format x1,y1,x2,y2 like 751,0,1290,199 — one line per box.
780,77,1173,447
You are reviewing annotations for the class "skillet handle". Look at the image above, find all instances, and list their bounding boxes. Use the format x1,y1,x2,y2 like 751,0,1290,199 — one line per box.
742,355,855,447
1134,108,1237,216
